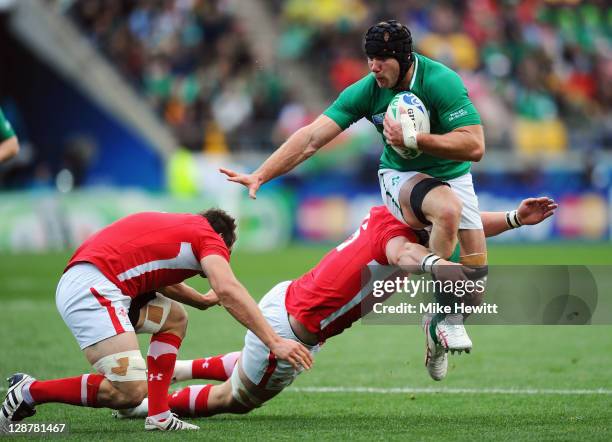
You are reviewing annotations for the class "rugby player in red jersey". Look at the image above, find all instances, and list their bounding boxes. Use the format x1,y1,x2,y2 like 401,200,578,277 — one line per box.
0,209,312,432
116,198,555,418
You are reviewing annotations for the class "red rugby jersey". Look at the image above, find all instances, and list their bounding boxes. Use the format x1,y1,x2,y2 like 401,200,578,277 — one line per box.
285,206,417,342
66,212,230,298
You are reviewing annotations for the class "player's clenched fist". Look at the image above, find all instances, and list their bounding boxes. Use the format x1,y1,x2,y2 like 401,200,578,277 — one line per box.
269,338,313,371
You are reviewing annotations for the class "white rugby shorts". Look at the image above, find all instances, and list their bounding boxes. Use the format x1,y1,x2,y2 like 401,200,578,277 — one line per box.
240,281,320,391
378,169,483,230
56,263,134,350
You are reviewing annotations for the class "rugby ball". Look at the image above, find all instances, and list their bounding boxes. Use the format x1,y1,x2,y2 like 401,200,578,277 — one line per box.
385,92,430,159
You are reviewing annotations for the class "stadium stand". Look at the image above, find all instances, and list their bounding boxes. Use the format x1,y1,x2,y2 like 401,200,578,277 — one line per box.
54,0,610,158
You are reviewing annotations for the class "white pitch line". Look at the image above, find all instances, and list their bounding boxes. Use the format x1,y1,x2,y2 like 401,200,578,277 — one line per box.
0,386,610,395
288,386,612,395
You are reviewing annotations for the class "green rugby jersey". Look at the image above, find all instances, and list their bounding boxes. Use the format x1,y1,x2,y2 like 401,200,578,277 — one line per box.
324,53,481,180
0,107,16,142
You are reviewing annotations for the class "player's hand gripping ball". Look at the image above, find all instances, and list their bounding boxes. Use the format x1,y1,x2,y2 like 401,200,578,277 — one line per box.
385,92,430,159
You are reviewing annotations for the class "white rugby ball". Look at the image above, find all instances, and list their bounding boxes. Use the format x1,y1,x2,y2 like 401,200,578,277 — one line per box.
385,92,430,159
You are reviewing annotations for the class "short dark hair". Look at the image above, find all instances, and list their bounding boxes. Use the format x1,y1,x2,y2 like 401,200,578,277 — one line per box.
199,208,237,249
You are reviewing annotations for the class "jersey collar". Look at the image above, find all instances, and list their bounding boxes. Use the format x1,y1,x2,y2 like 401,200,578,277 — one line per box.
409,54,419,90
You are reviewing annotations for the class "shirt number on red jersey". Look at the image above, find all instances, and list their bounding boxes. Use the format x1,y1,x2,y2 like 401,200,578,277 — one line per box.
336,214,370,252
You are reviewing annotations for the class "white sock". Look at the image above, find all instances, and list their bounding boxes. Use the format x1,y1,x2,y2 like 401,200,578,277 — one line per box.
172,360,193,382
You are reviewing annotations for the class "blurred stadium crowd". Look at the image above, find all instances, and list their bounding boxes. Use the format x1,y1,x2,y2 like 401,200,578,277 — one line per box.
0,0,610,246
66,0,610,155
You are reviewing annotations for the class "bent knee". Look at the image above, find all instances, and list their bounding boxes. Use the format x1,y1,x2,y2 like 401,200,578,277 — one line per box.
228,397,255,414
434,199,462,229
111,381,147,408
164,302,188,337
173,302,188,331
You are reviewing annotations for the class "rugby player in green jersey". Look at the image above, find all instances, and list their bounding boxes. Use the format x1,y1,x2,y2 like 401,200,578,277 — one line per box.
220,20,487,362
0,107,19,163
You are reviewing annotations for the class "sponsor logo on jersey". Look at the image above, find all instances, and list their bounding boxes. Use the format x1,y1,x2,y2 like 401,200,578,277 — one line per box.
448,108,468,122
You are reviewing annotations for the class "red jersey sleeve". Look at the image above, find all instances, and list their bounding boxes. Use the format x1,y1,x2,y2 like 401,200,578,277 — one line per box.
193,221,230,262
370,206,418,265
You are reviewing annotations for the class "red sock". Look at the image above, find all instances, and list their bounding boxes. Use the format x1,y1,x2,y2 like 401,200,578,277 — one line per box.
27,374,104,407
147,333,182,418
191,351,240,381
168,385,212,417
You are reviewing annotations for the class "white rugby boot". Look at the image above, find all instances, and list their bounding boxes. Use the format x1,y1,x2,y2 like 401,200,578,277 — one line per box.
434,313,473,353
144,413,199,431
422,314,448,381
112,398,149,419
0,373,36,433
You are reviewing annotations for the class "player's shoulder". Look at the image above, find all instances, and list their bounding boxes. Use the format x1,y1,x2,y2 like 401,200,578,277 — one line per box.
367,205,403,228
416,53,464,87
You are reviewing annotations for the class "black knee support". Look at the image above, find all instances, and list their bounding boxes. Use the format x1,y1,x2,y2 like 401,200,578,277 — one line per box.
409,178,450,225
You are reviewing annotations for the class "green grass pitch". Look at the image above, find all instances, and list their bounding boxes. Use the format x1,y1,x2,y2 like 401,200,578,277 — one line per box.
0,243,611,440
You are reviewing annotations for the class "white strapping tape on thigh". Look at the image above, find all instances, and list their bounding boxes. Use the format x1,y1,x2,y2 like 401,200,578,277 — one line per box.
136,294,172,334
93,350,147,382
230,365,263,408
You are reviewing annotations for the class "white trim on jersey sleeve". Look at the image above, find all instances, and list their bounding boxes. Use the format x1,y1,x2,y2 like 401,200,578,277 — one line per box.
319,261,398,330
409,55,419,90
117,242,201,282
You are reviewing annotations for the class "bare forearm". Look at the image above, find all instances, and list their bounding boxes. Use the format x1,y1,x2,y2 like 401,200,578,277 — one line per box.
219,284,280,348
255,116,342,184
417,126,484,162
0,137,19,163
395,242,437,270
159,283,214,310
255,126,318,184
481,212,511,237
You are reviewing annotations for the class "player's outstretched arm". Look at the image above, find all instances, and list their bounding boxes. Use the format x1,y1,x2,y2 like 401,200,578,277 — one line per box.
481,197,558,237
0,108,19,163
0,136,19,163
389,196,558,271
159,283,219,310
220,115,342,199
392,239,472,284
200,255,313,370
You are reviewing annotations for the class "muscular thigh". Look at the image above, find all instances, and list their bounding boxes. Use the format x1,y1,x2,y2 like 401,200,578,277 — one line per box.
83,332,146,396
130,292,176,335
83,332,140,365
398,174,459,228
234,358,285,406
379,169,435,227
